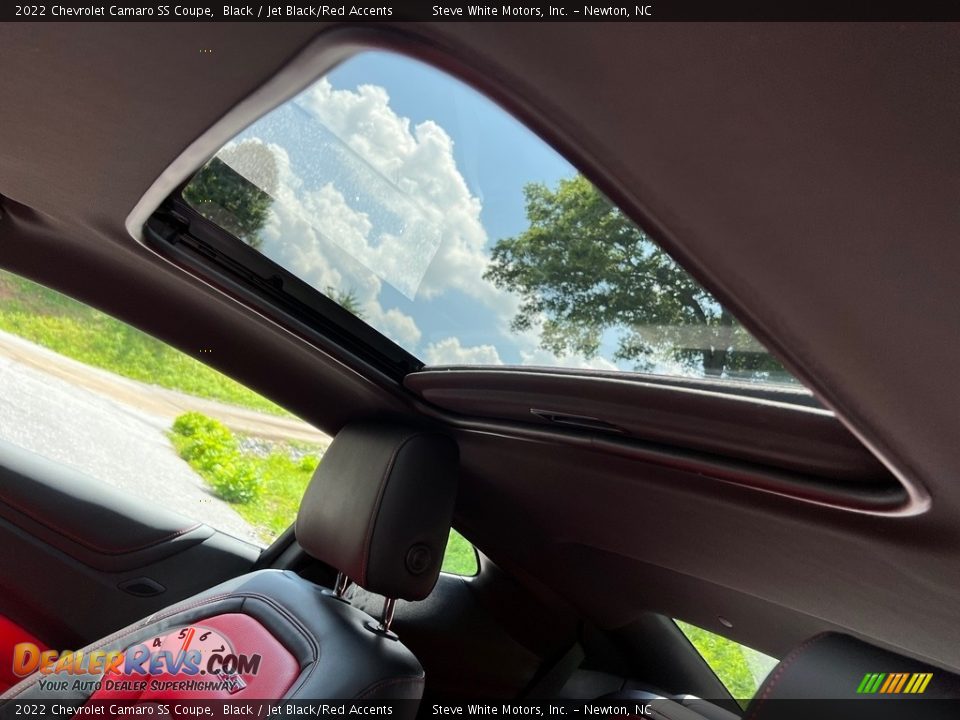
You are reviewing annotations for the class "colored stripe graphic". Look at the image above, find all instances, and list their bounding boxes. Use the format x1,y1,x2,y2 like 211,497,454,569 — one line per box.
857,672,933,694
879,674,896,693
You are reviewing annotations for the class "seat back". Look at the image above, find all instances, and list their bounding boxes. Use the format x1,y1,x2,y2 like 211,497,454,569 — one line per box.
1,422,459,712
745,632,960,720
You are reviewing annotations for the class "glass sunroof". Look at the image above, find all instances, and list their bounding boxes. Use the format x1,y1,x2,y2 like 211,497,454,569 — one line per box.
183,50,798,386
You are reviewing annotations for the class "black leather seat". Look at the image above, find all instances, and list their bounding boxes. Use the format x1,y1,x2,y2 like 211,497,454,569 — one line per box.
1,421,458,712
598,688,739,720
743,632,960,720
598,633,960,720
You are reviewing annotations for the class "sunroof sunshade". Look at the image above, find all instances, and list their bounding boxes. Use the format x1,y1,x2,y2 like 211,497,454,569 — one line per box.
183,50,798,386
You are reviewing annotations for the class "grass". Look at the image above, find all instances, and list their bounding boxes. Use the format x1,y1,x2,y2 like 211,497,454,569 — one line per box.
170,411,321,538
0,274,768,669
234,450,319,538
170,411,479,574
0,269,285,415
675,620,778,706
0,270,477,575
0,270,481,573
442,529,478,575
0,277,782,662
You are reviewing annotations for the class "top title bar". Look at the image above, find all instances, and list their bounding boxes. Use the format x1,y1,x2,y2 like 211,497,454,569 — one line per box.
4,1,960,22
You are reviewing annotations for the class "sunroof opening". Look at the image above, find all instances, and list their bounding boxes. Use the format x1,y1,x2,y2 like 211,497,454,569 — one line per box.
182,50,798,386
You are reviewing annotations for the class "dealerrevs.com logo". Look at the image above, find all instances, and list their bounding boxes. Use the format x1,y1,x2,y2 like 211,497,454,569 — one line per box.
13,625,260,694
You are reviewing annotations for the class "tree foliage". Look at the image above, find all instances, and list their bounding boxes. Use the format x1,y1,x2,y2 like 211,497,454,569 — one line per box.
485,176,785,379
325,287,366,320
183,141,278,250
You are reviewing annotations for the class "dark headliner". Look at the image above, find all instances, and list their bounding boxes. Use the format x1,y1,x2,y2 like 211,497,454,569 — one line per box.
1,22,959,669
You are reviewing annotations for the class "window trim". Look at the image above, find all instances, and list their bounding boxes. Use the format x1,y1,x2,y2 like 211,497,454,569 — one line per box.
145,194,424,381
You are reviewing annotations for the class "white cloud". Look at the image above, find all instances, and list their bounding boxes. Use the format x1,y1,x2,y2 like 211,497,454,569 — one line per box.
218,78,612,367
365,304,422,348
217,112,627,373
294,79,513,313
518,346,620,372
507,319,621,371
228,140,423,349
424,337,502,366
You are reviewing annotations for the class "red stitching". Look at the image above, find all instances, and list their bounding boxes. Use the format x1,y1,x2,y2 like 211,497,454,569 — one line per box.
0,493,202,555
354,675,425,699
3,582,416,703
744,633,829,720
3,592,236,700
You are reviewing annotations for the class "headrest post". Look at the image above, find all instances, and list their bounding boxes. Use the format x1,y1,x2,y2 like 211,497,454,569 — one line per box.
334,572,352,599
379,597,396,633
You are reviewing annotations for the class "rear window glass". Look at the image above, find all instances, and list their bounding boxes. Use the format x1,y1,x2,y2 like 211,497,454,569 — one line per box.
675,620,778,705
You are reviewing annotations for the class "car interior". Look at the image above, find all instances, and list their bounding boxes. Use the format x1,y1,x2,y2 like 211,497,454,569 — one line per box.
1,19,959,720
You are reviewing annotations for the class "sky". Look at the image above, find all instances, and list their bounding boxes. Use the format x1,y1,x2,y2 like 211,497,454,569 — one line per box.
213,50,787,383
223,49,623,369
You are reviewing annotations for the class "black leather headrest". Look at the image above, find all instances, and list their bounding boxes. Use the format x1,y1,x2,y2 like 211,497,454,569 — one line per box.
295,421,458,601
745,633,960,719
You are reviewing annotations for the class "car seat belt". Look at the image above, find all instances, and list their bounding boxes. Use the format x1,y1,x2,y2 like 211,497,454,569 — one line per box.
520,641,586,698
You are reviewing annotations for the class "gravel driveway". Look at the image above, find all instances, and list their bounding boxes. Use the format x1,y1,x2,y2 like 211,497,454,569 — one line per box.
0,338,265,546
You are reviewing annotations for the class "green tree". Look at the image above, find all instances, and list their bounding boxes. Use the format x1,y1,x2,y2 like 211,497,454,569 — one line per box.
326,287,366,320
183,140,278,250
485,175,785,379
